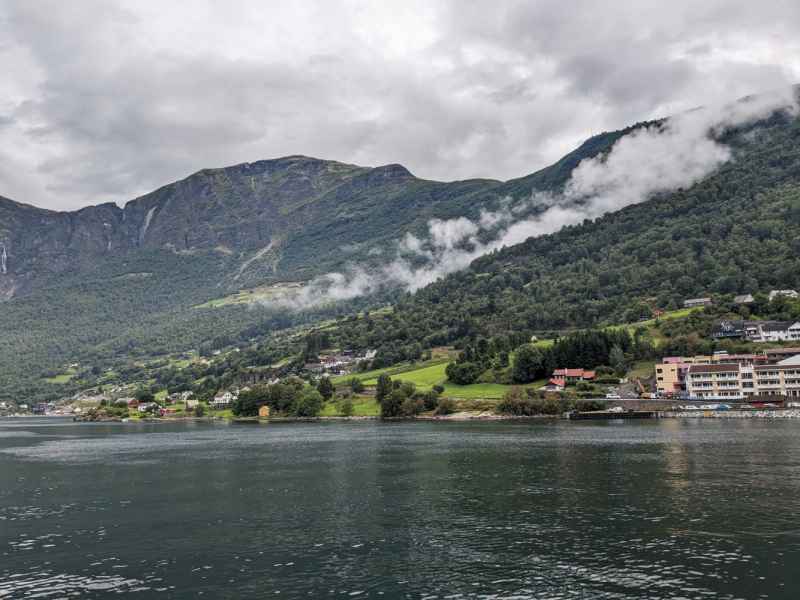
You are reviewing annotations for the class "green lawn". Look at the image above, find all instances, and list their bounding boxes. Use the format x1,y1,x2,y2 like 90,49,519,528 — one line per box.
531,339,555,348
320,397,381,416
361,361,449,387
361,361,546,399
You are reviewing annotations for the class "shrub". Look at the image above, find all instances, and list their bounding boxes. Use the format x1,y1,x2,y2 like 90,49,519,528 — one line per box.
422,390,440,411
381,390,406,418
317,377,334,400
434,397,457,415
194,404,206,417
594,377,621,384
349,378,365,393
399,381,417,397
496,388,534,415
432,384,444,394
446,362,482,385
340,398,355,416
401,396,424,416
294,391,325,417
574,399,604,411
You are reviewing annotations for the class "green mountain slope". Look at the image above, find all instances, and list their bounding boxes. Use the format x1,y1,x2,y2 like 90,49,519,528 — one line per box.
322,111,800,362
0,134,633,402
2,99,798,405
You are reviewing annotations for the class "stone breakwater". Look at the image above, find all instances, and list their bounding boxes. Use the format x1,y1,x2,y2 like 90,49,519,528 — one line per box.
662,409,800,419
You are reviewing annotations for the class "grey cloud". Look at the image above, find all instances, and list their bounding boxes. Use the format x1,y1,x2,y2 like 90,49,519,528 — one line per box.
0,0,798,210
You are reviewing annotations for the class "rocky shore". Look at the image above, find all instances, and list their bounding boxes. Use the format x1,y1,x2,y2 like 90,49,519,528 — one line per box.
662,409,800,419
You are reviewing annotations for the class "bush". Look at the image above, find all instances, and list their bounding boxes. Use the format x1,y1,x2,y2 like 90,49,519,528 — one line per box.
434,397,457,415
399,381,417,397
381,390,406,418
401,396,424,416
496,388,534,415
194,404,206,417
574,399,604,411
317,377,334,400
349,378,365,393
594,376,621,384
422,390,440,411
446,362,482,385
432,384,444,394
294,391,325,417
496,388,565,415
340,398,355,416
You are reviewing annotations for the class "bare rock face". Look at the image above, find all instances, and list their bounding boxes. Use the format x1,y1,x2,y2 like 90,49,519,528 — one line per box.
0,155,505,302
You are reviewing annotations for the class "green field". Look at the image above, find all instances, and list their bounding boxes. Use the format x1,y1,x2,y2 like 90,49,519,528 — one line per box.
193,286,299,308
361,361,546,399
320,397,381,416
44,373,75,383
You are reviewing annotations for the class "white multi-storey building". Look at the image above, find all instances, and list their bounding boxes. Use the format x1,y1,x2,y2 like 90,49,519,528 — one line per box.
686,363,800,399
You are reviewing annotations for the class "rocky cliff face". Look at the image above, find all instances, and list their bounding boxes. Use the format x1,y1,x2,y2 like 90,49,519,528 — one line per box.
0,156,440,301
0,129,630,303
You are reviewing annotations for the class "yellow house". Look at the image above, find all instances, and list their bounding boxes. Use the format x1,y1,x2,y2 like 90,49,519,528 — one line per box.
258,406,270,417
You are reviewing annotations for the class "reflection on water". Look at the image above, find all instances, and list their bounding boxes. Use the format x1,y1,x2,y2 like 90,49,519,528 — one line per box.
1,417,798,598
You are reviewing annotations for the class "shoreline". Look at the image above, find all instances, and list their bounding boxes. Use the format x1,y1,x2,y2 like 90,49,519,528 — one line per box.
11,409,800,424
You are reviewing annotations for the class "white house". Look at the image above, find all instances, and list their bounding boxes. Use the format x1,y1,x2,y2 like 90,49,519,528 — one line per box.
213,391,233,406
768,290,798,301
790,322,800,341
752,322,790,342
541,378,565,391
734,294,754,303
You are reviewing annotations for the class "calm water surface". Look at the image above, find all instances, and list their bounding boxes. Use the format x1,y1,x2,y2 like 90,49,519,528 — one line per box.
1,417,799,599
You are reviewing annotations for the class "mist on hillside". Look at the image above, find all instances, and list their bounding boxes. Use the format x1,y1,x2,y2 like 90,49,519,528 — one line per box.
268,88,799,310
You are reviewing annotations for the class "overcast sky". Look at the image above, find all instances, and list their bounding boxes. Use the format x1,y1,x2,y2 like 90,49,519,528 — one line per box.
1,0,798,211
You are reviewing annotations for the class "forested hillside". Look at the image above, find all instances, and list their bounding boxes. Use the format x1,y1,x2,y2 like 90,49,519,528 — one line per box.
0,124,643,403
319,110,800,363
1,100,798,406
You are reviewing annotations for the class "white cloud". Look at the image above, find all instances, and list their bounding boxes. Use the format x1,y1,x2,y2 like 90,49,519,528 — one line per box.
0,0,798,210
276,89,799,307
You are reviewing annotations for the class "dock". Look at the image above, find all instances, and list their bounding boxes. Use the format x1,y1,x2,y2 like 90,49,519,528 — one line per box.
569,409,660,420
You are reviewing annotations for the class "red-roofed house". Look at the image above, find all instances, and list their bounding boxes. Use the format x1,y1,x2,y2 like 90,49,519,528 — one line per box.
126,398,140,408
542,378,566,391
551,368,595,381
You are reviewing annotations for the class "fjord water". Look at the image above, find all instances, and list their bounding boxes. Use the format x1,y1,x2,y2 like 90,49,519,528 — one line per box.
1,419,798,599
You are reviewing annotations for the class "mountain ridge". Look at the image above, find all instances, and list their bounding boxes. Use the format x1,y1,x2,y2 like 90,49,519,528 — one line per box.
0,127,632,302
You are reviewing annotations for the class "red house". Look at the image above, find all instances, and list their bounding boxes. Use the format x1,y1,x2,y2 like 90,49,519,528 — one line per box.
127,399,140,408
551,368,595,381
